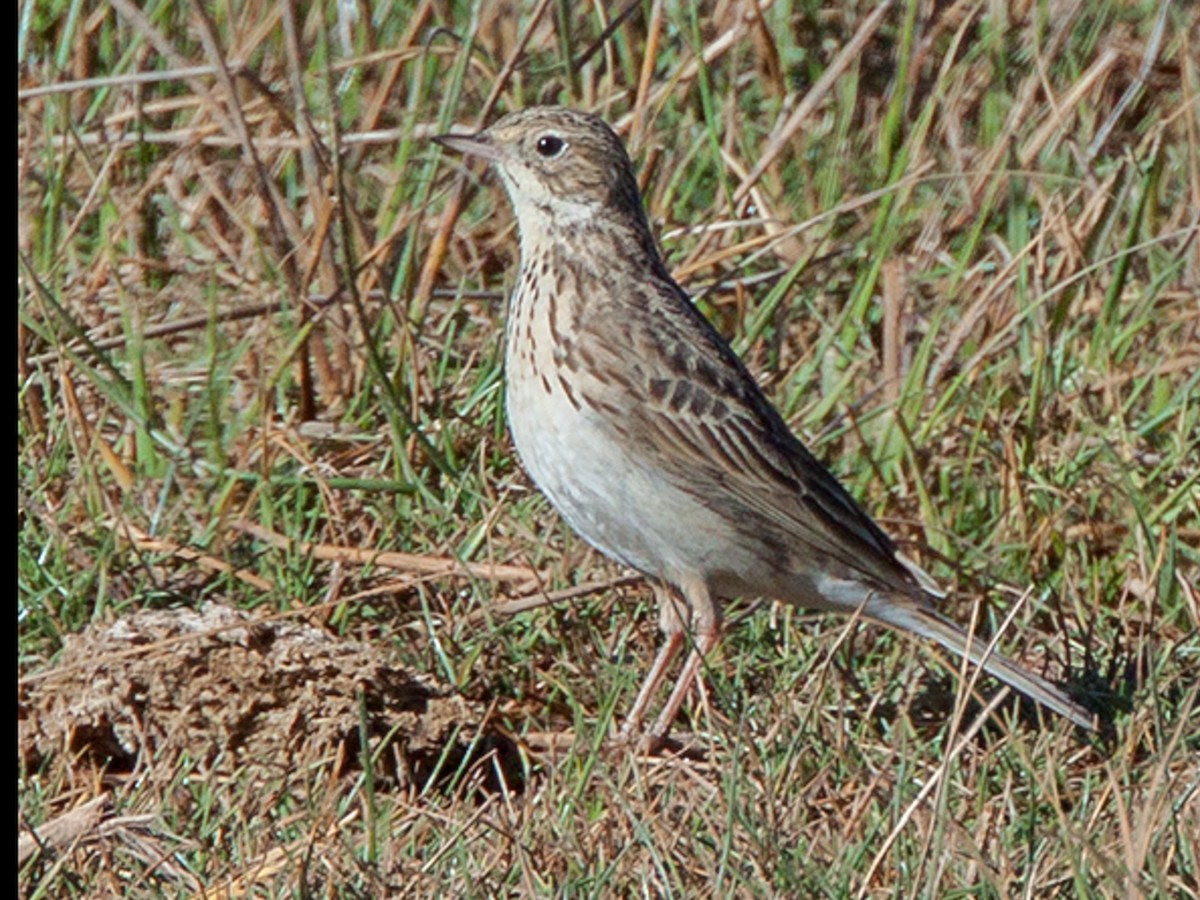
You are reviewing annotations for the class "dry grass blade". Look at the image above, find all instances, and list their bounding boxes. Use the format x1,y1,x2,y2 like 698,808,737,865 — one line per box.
464,574,643,625
18,793,112,865
232,518,539,585
732,0,894,206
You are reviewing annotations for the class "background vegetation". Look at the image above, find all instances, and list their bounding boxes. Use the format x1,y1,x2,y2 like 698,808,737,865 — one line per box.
18,0,1198,896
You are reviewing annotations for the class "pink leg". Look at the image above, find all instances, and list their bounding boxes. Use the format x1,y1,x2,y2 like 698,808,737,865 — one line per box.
619,631,684,739
644,579,722,749
644,624,721,748
619,583,688,739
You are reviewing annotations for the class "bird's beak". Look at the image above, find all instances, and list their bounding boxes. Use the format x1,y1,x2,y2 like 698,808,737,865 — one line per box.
432,129,501,163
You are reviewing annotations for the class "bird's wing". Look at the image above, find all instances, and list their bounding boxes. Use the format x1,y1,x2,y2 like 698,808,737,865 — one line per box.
577,277,925,596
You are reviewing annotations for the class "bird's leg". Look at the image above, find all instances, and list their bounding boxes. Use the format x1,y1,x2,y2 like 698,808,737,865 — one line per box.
619,582,687,740
644,580,722,749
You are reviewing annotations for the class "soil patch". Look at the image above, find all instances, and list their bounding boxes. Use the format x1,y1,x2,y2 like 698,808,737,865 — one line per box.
19,602,517,799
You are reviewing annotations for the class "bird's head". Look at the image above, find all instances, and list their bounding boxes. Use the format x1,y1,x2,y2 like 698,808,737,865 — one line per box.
435,106,648,236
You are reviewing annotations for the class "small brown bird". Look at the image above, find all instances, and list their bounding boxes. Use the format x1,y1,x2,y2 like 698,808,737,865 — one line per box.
435,107,1094,747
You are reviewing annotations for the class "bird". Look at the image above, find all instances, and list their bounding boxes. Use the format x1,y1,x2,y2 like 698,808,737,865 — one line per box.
433,106,1095,747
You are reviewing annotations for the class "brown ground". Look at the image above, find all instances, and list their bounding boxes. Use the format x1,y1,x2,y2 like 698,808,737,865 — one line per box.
19,602,520,879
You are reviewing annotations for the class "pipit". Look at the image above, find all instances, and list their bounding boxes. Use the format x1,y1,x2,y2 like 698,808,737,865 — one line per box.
435,107,1094,746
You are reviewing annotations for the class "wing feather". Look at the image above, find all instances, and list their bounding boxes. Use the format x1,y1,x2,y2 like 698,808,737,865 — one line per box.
575,275,925,596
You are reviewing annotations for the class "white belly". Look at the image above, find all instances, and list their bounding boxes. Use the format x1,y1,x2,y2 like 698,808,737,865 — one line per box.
505,361,766,597
506,368,647,567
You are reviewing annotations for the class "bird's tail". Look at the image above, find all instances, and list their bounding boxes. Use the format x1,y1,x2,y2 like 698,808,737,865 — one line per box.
868,598,1096,731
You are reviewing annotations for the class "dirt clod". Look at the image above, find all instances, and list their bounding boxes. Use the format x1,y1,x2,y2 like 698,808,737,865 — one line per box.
19,602,517,798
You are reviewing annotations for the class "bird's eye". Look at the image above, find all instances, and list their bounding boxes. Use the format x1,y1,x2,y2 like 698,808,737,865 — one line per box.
535,134,566,158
